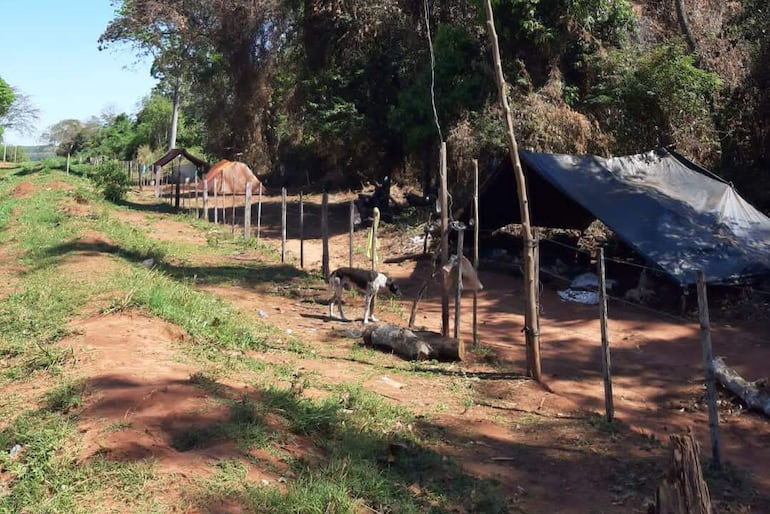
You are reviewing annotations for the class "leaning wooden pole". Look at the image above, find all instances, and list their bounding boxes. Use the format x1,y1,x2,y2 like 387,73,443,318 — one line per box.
697,271,722,470
349,200,355,268
454,227,465,351
484,0,541,381
439,143,450,337
244,181,252,240
281,187,287,263
299,191,305,269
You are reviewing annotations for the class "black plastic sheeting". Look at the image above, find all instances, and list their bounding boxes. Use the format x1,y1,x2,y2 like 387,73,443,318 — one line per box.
519,148,770,285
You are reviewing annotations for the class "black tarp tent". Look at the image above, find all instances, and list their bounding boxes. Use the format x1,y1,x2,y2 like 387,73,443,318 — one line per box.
509,148,770,285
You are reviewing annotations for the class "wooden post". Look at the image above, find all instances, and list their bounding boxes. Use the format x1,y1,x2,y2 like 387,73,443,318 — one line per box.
174,166,181,209
213,179,219,224
371,211,378,273
472,159,480,346
66,152,70,174
2,144,5,161
203,179,209,222
299,191,305,268
322,192,329,278
349,200,355,268
696,271,721,470
184,177,190,210
194,175,200,218
454,227,465,351
598,248,614,422
281,187,287,263
154,167,160,198
244,181,252,239
231,189,236,234
257,183,263,244
439,142,450,337
484,0,541,381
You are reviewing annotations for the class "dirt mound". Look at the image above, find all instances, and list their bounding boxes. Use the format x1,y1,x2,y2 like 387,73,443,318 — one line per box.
12,182,35,198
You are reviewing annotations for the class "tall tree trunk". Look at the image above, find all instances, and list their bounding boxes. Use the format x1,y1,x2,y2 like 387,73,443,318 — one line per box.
168,81,181,152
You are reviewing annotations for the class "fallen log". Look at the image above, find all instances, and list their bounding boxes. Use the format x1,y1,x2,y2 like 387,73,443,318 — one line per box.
362,324,460,361
712,356,770,418
648,432,712,514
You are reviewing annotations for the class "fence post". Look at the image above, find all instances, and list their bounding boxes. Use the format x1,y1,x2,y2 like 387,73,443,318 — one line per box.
213,179,219,224
203,179,209,222
244,181,252,240
454,227,465,358
299,191,305,268
194,175,199,218
322,192,329,278
598,247,614,422
440,142,449,337
349,200,355,268
472,159,480,346
697,270,722,470
281,187,287,263
257,183,263,244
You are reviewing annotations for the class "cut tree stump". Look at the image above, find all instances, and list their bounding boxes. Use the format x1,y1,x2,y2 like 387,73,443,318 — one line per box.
361,324,460,361
648,432,712,514
713,356,770,418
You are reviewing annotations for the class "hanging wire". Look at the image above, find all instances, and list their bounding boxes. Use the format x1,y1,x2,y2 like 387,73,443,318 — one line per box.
424,0,443,143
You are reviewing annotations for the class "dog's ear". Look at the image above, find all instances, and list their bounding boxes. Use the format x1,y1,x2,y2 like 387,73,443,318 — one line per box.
387,279,402,296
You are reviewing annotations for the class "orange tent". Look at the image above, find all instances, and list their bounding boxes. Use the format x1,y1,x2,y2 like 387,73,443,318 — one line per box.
200,160,265,194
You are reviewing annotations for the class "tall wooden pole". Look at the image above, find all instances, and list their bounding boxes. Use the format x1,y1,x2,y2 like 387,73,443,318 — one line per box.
472,159,480,346
439,142,450,337
598,248,615,422
697,271,722,470
322,192,330,278
299,191,305,268
484,0,541,381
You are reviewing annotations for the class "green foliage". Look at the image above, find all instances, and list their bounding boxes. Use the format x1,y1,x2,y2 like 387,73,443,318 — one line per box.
91,160,132,202
0,75,14,121
587,41,722,151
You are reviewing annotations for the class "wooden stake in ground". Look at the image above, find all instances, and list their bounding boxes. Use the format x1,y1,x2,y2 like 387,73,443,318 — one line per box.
696,271,722,470
454,226,465,359
321,192,330,278
257,183,263,244
484,0,541,381
439,142,450,337
598,247,614,422
299,191,305,268
281,187,287,263
174,165,181,209
244,181,252,239
349,200,355,268
202,179,209,222
650,432,712,514
473,159,480,347
154,167,160,198
194,175,199,218
231,189,236,234
213,179,219,224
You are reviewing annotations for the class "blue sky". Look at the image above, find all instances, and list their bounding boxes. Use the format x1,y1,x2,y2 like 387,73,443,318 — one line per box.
1,1,157,146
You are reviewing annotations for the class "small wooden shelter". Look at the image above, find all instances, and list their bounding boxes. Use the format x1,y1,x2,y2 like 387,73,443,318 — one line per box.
152,148,208,182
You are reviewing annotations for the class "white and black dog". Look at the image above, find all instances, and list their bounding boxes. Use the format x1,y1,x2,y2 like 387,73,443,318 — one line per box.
328,267,401,323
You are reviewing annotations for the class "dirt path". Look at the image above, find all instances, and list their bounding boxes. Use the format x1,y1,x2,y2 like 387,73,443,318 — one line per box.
94,189,770,511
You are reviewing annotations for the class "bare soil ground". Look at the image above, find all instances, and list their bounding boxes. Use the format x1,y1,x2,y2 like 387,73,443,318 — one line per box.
6,183,767,513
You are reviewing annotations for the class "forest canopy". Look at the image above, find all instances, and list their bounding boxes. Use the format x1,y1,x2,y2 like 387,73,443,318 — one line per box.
86,0,768,208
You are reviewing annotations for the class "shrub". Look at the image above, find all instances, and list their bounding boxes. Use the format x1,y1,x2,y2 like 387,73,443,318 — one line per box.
91,160,131,202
